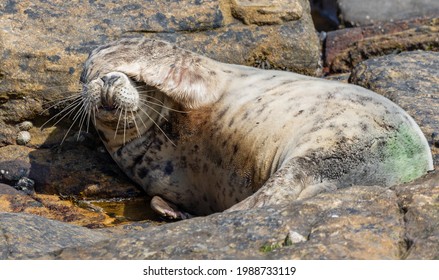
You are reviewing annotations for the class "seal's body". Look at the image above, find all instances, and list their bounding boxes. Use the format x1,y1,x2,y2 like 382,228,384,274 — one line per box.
79,38,433,218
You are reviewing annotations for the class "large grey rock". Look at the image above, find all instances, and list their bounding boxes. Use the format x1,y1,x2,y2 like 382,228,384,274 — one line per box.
394,172,439,259
338,0,439,26
350,51,439,167
325,16,439,73
1,172,437,260
0,213,109,259
37,186,406,259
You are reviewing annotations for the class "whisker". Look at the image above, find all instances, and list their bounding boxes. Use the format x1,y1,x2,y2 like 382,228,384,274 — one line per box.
86,105,91,133
123,108,127,145
130,110,141,138
114,106,124,140
92,106,97,126
40,94,82,115
42,84,83,90
44,92,82,103
137,109,148,129
138,101,169,122
60,101,87,144
77,102,89,140
138,98,188,114
114,105,121,116
137,93,166,105
40,98,83,129
138,106,176,146
42,92,82,105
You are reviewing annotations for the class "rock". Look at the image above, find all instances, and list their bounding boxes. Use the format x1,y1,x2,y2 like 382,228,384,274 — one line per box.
231,0,303,25
14,177,35,195
394,171,439,259
16,131,31,145
0,212,110,259
0,180,115,227
325,16,439,73
324,73,350,83
338,0,439,27
1,172,436,260
17,121,33,131
349,51,439,167
0,159,30,183
0,0,321,146
35,186,406,259
0,138,152,226
0,183,22,195
0,143,142,199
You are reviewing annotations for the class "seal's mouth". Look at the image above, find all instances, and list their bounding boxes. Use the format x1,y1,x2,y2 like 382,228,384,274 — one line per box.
95,108,139,130
100,105,116,111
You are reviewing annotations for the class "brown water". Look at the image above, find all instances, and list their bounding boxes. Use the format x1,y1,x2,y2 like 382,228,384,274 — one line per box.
87,196,161,224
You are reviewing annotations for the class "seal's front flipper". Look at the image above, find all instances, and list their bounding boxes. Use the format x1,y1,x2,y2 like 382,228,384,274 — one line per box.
150,196,193,220
225,157,338,212
82,38,229,109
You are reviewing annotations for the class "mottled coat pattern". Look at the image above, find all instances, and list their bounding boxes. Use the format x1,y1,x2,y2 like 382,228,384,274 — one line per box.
80,38,433,218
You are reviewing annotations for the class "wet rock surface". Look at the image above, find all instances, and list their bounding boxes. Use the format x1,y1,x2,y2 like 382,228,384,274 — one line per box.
0,1,438,260
0,181,114,228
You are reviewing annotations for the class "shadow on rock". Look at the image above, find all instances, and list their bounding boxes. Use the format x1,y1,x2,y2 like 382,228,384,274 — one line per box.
0,115,160,226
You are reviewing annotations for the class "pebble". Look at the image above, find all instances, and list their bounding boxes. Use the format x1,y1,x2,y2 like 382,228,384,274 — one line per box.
16,131,31,145
18,121,33,131
15,177,36,195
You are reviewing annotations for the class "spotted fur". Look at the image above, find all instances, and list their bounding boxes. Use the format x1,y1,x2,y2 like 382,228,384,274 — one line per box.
80,38,433,218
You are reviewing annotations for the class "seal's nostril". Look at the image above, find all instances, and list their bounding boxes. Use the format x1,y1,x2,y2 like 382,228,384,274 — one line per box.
100,76,109,83
101,75,120,86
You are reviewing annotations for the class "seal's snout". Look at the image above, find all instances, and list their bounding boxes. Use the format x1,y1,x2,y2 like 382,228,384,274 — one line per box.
100,74,121,110
100,87,115,111
87,71,139,113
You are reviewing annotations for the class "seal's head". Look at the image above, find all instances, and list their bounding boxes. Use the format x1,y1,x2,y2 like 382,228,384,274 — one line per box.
81,71,171,152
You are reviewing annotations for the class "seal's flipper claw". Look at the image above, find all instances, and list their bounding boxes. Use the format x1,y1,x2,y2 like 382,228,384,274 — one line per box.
150,196,193,220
